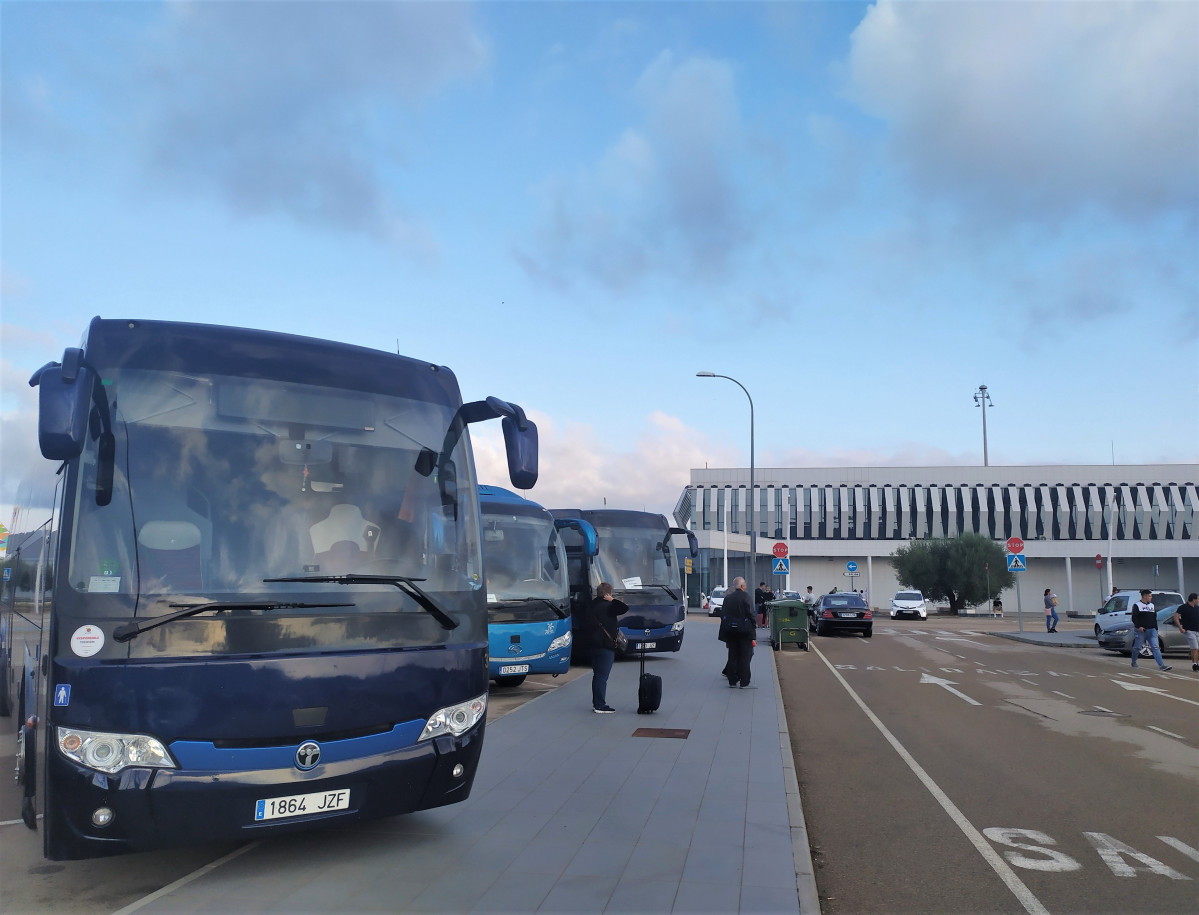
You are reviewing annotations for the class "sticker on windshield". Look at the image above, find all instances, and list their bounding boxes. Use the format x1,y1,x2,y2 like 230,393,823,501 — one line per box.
88,576,121,593
70,625,105,657
622,576,643,590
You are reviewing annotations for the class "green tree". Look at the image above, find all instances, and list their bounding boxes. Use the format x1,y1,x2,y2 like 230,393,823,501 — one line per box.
891,534,1013,613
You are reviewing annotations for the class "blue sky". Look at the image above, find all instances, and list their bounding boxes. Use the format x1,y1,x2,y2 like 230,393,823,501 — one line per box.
2,0,1197,523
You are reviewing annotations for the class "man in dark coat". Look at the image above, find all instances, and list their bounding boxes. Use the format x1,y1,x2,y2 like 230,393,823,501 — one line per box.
589,582,629,712
721,577,756,688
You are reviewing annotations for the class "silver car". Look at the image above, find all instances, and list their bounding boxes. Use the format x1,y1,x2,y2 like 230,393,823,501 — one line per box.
1096,603,1188,657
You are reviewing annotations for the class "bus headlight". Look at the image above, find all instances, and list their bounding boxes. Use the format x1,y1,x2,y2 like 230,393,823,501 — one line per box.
58,727,176,775
548,631,572,652
419,693,487,742
671,620,685,634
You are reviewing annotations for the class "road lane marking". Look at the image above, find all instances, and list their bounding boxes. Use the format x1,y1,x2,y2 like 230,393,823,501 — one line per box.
1111,680,1199,707
1084,832,1191,879
111,842,260,915
982,829,1081,872
1146,725,1185,740
1158,837,1199,863
920,673,981,705
1052,691,1074,699
936,637,988,647
813,644,1050,915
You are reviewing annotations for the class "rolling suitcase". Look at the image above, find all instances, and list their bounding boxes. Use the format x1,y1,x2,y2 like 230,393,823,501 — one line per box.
637,628,662,714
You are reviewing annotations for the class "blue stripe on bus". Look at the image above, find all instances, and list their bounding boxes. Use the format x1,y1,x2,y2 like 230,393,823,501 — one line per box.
169,720,427,771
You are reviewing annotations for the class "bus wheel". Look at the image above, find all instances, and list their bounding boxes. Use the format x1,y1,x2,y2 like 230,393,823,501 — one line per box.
493,675,526,688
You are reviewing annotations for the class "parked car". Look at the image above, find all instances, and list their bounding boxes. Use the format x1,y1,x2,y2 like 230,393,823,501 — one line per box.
706,586,727,618
1093,590,1183,637
890,590,928,620
808,592,872,638
1096,602,1188,657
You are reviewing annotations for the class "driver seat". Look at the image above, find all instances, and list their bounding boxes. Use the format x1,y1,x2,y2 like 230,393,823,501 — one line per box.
309,504,380,573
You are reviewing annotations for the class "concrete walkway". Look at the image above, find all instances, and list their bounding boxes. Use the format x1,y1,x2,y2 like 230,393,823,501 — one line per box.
126,617,819,914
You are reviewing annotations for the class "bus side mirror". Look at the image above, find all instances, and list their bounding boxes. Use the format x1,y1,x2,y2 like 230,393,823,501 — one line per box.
669,526,700,559
31,349,93,461
555,518,597,557
502,415,538,490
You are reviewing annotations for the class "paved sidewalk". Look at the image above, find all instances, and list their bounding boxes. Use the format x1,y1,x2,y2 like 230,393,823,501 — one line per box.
126,618,818,914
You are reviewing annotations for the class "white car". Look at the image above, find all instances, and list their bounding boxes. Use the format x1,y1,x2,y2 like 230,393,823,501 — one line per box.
706,586,727,617
890,590,927,620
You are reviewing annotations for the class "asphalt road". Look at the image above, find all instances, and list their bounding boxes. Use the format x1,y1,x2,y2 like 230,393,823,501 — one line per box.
777,616,1199,915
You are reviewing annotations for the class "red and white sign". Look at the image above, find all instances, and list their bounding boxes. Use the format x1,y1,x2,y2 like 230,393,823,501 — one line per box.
1094,554,1104,569
1005,537,1024,554
772,542,789,559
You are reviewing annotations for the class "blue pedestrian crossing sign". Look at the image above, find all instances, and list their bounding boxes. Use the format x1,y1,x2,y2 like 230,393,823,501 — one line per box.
773,557,789,575
1006,553,1026,572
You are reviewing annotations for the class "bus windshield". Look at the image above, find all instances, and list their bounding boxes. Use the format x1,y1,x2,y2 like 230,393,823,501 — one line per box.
482,509,568,622
66,368,483,616
593,523,674,590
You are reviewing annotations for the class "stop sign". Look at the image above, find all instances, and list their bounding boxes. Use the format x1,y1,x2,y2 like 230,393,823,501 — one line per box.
1006,537,1024,554
1095,554,1104,569
772,542,789,559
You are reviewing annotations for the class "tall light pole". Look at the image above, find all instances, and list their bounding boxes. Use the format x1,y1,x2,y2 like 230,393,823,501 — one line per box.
973,384,994,466
697,372,755,585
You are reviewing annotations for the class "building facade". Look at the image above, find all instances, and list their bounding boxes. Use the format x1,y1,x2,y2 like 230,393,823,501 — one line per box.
673,464,1198,616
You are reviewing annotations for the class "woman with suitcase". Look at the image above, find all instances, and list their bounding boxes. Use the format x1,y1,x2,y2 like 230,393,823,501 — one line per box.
590,582,629,713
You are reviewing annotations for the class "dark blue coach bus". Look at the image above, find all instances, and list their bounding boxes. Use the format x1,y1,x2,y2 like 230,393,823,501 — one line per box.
6,316,537,859
550,509,697,662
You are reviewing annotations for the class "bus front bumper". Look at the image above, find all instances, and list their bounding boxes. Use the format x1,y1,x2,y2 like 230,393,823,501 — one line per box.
44,722,484,860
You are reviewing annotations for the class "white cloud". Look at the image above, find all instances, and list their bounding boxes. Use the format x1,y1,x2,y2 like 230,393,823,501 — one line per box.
517,51,750,292
142,1,488,243
472,410,740,517
846,0,1198,219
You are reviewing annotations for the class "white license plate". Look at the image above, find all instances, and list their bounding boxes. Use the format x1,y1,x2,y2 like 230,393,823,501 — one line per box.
499,664,529,675
838,612,857,618
638,642,657,649
254,789,349,821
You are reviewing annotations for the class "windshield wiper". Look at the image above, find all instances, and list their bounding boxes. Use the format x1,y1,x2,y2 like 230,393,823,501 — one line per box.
263,575,458,630
113,600,354,643
492,597,568,619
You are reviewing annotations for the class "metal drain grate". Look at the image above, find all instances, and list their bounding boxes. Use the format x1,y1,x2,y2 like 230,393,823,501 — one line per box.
632,728,691,739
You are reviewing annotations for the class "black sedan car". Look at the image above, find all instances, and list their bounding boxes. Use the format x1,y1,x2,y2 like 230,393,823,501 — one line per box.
809,592,872,638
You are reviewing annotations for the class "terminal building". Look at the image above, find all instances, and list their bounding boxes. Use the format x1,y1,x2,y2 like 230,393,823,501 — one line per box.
673,464,1198,617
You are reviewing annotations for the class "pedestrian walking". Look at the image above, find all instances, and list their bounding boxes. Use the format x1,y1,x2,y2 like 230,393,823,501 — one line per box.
1043,588,1060,633
992,598,1003,619
589,582,629,713
720,577,756,688
1169,592,1199,672
1130,588,1171,671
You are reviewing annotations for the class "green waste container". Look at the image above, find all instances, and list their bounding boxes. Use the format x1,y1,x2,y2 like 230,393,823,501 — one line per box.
767,599,809,651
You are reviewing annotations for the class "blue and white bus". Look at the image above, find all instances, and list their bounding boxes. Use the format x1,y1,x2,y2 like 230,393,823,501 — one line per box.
6,316,538,859
550,509,697,661
477,486,595,687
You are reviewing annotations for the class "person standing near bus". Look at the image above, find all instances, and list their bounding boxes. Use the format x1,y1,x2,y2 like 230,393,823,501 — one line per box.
722,577,756,688
589,582,628,713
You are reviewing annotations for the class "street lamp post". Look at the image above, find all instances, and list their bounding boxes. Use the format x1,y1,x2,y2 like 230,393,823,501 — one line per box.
973,384,994,466
697,372,756,586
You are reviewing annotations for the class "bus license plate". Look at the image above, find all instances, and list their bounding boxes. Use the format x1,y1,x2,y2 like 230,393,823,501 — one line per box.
639,642,657,649
499,664,529,675
254,789,349,821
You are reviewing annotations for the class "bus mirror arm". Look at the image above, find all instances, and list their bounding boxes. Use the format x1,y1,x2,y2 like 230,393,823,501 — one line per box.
668,527,700,559
443,398,539,492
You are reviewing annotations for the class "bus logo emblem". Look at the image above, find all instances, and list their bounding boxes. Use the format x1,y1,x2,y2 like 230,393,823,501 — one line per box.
507,644,523,655
295,741,321,770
